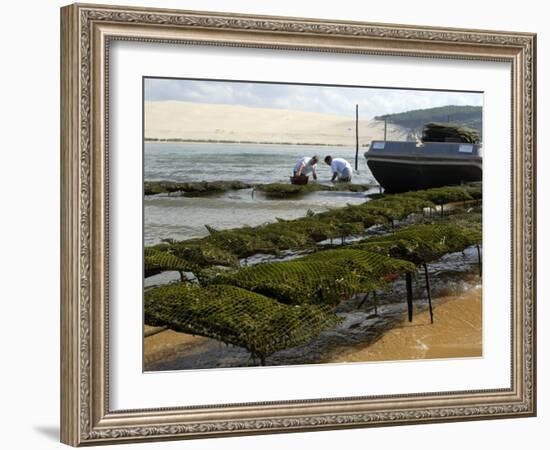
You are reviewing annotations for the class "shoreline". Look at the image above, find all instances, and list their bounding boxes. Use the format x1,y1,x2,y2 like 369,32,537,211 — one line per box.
145,139,354,147
144,286,482,369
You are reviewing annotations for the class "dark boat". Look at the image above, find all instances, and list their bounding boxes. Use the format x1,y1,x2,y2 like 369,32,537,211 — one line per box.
364,140,482,193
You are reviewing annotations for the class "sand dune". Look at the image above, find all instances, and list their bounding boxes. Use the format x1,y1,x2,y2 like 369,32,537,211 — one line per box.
145,101,409,146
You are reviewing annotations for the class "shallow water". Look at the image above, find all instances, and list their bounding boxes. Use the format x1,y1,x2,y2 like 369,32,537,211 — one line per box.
144,142,375,245
145,142,373,184
144,188,377,245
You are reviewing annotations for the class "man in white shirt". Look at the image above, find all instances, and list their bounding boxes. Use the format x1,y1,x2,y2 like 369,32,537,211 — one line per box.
293,155,319,180
324,155,352,182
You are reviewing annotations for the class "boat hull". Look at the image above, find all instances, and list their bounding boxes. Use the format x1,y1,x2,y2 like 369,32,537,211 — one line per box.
365,141,482,193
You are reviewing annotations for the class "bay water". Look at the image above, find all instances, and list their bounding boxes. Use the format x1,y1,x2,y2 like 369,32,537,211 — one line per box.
145,142,377,245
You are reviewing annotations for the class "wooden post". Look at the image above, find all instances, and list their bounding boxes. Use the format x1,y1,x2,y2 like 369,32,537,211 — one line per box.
358,292,369,309
260,355,266,366
383,118,387,141
406,272,413,322
355,104,359,171
373,290,378,315
476,244,482,276
423,263,434,324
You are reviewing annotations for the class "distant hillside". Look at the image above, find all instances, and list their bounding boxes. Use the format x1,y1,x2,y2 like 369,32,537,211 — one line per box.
375,105,482,139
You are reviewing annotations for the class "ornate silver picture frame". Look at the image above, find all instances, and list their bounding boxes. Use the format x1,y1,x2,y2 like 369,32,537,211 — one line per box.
60,3,536,446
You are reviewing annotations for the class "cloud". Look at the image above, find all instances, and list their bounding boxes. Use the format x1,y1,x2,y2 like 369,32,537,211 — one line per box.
144,78,482,119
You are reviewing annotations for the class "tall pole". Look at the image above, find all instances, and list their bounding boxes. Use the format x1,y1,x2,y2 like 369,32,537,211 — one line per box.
423,263,434,324
384,118,387,141
355,104,359,170
406,272,414,322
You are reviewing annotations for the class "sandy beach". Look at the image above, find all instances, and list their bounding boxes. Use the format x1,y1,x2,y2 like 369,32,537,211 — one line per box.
144,287,482,368
329,287,482,363
143,326,209,367
145,101,408,145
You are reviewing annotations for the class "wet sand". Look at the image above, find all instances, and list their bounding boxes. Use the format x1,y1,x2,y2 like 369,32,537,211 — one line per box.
329,287,482,363
144,326,208,367
144,287,482,369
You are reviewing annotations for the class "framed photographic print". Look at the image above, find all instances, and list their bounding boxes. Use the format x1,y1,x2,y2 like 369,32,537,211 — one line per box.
60,3,536,446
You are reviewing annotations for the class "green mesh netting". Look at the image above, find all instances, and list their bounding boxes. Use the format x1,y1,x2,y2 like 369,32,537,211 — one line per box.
444,211,482,234
212,260,354,306
318,204,386,228
254,182,373,197
214,250,415,306
144,283,341,360
143,186,482,359
301,248,416,273
402,186,474,205
163,240,239,268
255,183,323,197
144,248,198,278
362,195,435,221
145,185,481,272
144,180,252,196
350,223,481,265
270,217,359,242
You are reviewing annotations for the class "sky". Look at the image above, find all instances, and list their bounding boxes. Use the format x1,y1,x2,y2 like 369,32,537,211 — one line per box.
144,78,482,119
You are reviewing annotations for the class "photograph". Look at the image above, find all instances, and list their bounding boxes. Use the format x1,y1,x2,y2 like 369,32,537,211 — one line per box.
58,2,536,446
142,78,484,371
